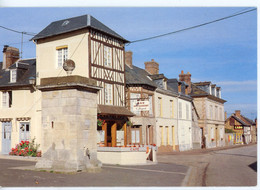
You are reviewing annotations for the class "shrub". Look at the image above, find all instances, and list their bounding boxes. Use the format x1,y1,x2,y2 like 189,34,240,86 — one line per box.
9,138,41,157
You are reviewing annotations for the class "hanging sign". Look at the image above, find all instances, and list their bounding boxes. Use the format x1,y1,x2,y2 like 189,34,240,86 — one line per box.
133,100,150,111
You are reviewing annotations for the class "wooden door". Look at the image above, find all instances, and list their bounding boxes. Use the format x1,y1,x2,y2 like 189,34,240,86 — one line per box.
111,123,117,147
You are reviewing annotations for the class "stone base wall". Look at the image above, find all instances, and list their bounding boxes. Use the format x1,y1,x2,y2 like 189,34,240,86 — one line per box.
36,88,100,171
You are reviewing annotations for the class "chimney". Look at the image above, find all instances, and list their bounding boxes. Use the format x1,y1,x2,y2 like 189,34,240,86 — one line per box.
235,110,241,117
125,51,133,69
144,59,159,75
2,45,19,69
179,70,192,94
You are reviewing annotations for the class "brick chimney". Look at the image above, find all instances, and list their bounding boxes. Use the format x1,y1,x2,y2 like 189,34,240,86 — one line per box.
179,70,192,94
2,45,19,70
125,51,133,69
144,59,159,75
235,110,241,117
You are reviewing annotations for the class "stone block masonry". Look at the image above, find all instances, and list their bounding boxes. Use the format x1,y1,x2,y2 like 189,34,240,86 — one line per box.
35,76,101,172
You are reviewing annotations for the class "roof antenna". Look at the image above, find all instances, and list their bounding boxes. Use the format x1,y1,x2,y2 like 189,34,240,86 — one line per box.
20,32,24,59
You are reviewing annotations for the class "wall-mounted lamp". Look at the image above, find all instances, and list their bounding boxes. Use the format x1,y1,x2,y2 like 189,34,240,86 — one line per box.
29,76,36,90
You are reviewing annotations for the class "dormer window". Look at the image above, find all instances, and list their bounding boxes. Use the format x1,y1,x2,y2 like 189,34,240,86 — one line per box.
56,46,68,68
10,69,17,83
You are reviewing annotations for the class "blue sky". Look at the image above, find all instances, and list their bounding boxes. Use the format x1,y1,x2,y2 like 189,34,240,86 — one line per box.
0,7,257,119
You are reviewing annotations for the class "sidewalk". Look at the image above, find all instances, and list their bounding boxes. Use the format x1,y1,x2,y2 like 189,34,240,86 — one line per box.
157,143,257,155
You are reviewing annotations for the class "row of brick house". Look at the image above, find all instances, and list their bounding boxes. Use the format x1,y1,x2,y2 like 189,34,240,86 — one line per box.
0,14,252,169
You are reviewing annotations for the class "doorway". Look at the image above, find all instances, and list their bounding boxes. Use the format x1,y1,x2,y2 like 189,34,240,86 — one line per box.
2,122,12,154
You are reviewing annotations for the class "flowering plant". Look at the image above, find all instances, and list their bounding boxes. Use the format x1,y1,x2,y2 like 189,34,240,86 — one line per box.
9,138,41,157
211,138,214,141
97,119,105,127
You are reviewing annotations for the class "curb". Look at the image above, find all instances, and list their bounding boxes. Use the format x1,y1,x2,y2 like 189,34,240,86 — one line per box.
0,154,39,162
181,166,192,186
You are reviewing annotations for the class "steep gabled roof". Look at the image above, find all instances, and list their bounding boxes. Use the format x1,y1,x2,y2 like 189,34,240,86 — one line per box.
240,115,256,125
231,115,249,126
125,64,157,89
31,14,128,42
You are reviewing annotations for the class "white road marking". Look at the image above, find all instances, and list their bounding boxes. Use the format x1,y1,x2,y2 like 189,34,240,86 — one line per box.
103,165,186,175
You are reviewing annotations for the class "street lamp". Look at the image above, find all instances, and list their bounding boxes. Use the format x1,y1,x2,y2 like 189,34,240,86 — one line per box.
29,76,36,90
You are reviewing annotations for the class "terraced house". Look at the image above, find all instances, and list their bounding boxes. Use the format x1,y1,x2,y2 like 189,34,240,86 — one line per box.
0,46,40,154
179,71,226,149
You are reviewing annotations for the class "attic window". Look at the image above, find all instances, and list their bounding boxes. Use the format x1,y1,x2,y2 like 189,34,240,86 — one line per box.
62,20,70,26
10,69,17,83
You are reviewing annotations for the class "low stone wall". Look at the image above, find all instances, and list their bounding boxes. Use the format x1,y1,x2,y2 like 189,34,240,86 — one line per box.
97,147,156,165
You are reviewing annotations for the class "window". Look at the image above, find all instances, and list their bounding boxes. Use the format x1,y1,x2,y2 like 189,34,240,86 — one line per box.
215,106,218,120
219,107,222,121
149,95,153,116
57,46,68,68
130,93,141,116
10,69,17,83
210,105,213,119
20,122,30,141
179,102,182,119
104,46,112,68
158,97,162,117
131,126,140,144
211,127,214,140
160,126,164,145
2,91,12,108
104,83,113,105
186,103,189,120
170,100,174,118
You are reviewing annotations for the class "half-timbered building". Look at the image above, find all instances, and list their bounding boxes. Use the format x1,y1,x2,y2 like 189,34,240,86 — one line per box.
32,14,134,151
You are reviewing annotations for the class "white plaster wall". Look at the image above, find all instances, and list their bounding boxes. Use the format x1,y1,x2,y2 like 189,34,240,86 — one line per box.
36,31,90,84
0,89,42,153
97,151,147,165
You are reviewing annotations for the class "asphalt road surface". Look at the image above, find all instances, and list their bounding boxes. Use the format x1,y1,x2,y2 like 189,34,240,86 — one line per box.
0,158,188,187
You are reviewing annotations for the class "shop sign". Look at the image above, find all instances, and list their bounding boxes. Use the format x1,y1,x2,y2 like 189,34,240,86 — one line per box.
133,100,149,111
234,125,243,130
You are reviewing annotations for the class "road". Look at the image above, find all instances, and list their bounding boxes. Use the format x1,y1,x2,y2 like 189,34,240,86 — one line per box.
0,144,257,187
157,143,258,187
0,157,188,187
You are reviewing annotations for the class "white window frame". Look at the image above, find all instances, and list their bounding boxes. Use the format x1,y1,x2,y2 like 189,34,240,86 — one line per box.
130,93,141,116
186,103,189,120
179,102,182,119
2,91,12,108
56,46,68,68
158,97,162,117
104,83,113,105
10,69,17,83
104,45,112,68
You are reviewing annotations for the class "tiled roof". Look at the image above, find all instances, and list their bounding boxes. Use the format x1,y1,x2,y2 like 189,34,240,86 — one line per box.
125,64,157,88
98,105,135,117
231,115,249,126
240,115,256,125
31,14,128,42
0,59,36,90
193,81,211,86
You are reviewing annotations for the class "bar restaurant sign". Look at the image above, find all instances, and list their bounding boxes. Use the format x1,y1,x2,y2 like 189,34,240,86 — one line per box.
234,125,243,130
133,100,150,111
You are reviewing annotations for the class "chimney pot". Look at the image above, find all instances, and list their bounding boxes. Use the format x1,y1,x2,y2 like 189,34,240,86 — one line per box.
2,46,19,70
144,59,159,75
125,51,133,69
179,70,192,94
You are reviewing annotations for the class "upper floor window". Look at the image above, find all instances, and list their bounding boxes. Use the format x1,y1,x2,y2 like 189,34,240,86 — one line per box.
210,105,213,119
56,46,68,68
186,103,189,120
158,97,162,117
10,69,17,83
104,83,113,105
149,95,153,116
179,102,182,119
170,100,174,118
219,107,222,121
130,93,141,116
104,46,112,68
2,91,12,108
215,106,218,120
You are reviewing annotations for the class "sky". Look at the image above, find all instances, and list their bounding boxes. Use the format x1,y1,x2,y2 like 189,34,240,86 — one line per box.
0,7,257,120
